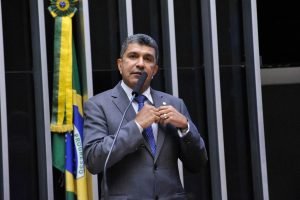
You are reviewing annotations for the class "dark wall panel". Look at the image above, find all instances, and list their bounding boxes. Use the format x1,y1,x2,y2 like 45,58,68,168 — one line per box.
262,83,300,200
221,66,254,200
257,2,300,66
2,0,39,199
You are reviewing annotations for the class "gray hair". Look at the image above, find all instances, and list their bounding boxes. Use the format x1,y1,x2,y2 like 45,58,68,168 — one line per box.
120,34,159,64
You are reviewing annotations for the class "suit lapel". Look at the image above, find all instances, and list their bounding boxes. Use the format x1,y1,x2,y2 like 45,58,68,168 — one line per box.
151,89,168,162
111,85,170,161
111,84,155,157
111,83,136,123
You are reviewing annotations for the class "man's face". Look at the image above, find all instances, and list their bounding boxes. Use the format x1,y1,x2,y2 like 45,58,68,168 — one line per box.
117,43,158,91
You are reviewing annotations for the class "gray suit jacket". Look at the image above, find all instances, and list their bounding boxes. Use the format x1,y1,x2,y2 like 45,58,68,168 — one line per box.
83,82,207,200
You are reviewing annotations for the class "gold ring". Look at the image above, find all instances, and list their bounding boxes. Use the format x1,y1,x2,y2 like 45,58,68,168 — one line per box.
163,113,168,119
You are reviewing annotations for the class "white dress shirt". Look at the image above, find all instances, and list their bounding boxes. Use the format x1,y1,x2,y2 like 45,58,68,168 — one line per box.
121,81,189,139
121,81,158,142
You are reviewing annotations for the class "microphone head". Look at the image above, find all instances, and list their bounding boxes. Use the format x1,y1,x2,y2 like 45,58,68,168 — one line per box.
132,71,148,97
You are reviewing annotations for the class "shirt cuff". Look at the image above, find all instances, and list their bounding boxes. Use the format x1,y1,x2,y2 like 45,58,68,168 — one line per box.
177,121,190,138
135,120,144,133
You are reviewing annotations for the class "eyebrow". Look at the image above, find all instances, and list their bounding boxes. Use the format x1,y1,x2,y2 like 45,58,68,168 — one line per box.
126,51,155,57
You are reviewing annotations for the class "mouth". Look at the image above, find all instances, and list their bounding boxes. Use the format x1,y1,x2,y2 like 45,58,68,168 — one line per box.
131,71,143,76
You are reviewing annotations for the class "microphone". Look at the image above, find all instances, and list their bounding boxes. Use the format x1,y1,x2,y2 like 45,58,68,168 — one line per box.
132,71,148,97
103,71,148,200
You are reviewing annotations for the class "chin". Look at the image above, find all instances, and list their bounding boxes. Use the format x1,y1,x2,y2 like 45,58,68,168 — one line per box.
126,81,137,89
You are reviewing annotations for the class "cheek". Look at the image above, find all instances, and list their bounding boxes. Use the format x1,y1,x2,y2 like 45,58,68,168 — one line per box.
150,69,157,76
119,66,129,75
146,76,153,84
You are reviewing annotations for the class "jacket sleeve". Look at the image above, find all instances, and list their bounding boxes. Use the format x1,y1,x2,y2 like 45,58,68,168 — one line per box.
177,99,208,172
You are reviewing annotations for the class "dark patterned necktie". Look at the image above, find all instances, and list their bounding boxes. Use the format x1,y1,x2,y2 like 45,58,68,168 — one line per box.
135,95,156,155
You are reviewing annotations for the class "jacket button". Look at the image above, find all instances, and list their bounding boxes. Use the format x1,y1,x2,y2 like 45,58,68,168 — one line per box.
154,164,158,170
155,196,158,200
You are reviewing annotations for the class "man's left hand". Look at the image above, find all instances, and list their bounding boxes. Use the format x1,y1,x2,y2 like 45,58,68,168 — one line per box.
158,105,188,129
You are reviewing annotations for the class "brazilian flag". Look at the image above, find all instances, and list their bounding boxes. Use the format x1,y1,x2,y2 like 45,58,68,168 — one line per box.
49,0,91,199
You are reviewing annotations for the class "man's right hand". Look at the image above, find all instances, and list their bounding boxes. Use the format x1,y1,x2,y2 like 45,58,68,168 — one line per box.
135,104,160,128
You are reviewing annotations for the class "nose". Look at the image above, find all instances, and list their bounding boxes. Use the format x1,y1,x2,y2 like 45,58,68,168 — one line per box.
136,57,145,68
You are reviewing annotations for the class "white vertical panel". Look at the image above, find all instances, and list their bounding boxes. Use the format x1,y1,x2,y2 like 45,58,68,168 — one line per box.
251,3,270,198
209,3,228,198
0,0,10,199
165,0,184,186
243,0,269,199
201,0,228,198
78,0,99,199
126,0,133,35
33,0,54,198
167,0,179,97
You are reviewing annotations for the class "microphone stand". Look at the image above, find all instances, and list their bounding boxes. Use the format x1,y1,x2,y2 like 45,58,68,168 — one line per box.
103,94,136,200
102,71,147,200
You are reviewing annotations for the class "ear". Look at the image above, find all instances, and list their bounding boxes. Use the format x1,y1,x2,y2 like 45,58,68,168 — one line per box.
152,64,159,77
117,58,122,74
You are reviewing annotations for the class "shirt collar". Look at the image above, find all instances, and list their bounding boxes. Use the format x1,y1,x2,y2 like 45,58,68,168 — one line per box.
121,80,153,104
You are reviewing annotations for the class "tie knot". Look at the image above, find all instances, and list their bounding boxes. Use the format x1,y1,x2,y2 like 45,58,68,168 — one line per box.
135,95,147,104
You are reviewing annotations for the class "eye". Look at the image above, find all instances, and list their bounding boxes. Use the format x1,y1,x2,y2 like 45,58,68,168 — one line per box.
144,55,154,63
127,53,138,59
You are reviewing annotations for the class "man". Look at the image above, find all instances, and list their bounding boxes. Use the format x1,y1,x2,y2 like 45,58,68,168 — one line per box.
83,34,207,200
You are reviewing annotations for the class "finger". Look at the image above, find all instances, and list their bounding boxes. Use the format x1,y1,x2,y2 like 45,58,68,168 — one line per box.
155,115,161,123
159,112,168,120
158,109,169,116
158,105,169,111
162,116,171,126
159,118,167,126
163,113,168,119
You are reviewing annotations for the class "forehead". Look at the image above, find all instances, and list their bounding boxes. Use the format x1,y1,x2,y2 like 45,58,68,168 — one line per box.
124,43,156,56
